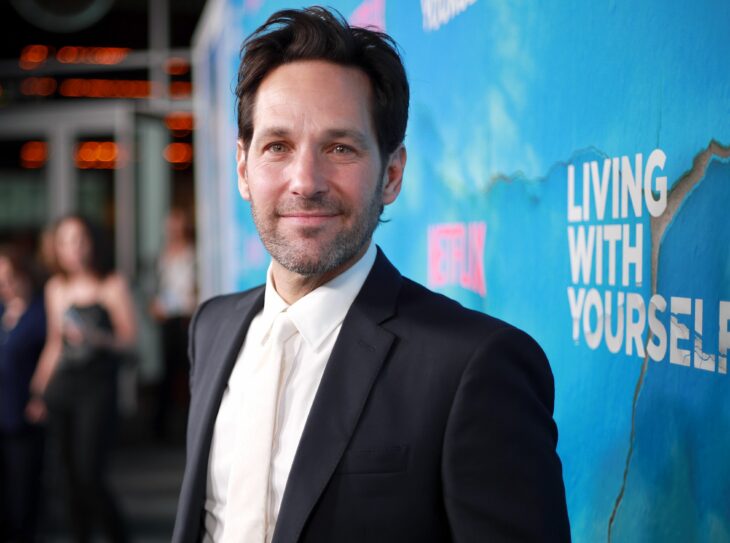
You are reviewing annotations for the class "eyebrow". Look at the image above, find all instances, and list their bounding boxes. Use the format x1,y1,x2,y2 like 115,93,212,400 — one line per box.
322,129,371,148
255,127,372,148
255,127,291,140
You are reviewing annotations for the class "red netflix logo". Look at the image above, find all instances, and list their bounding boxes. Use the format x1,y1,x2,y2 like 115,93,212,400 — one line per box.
427,222,487,297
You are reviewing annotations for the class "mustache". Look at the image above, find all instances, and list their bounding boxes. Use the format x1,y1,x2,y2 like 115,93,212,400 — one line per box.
275,195,345,215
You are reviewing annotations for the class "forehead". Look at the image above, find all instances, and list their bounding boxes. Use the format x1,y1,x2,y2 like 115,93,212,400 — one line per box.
252,60,375,137
57,219,86,239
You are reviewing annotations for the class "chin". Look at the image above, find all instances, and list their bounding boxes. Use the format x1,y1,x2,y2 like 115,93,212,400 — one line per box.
60,261,84,274
277,253,329,276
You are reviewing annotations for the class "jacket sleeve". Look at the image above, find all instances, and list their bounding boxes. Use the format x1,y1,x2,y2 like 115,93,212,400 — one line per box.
186,296,212,395
175,296,215,543
442,326,571,542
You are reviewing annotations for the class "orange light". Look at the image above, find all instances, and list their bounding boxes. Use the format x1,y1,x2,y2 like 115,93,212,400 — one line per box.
98,142,118,162
164,112,194,130
163,143,193,166
164,112,194,137
19,45,50,70
74,141,119,169
79,142,98,162
170,81,192,98
56,46,80,63
59,80,74,96
79,80,91,95
20,77,57,96
59,78,151,98
165,57,190,75
20,141,48,168
56,46,130,65
133,81,150,96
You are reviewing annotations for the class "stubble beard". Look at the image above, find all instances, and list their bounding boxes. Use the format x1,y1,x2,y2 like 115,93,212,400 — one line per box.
250,181,383,277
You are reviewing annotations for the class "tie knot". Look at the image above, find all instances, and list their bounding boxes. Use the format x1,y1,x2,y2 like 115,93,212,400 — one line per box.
268,311,298,346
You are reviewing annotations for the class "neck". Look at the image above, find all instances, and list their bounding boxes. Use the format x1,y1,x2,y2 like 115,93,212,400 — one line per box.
66,268,99,283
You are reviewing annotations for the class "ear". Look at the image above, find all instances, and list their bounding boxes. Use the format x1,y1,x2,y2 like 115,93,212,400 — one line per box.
381,145,406,206
236,139,251,201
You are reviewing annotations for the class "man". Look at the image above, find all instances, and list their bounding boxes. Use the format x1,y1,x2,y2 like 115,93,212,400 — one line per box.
173,7,570,543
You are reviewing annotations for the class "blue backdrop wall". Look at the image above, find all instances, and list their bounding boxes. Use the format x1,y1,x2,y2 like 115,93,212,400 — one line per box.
192,1,730,540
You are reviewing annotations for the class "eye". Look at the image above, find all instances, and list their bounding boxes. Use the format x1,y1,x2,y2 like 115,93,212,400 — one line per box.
332,144,354,155
265,142,288,154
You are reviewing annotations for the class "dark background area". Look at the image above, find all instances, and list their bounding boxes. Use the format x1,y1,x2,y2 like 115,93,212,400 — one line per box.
0,0,205,58
1,2,207,541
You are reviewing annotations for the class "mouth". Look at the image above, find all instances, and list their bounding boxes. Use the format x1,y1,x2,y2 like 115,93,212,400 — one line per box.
278,211,340,227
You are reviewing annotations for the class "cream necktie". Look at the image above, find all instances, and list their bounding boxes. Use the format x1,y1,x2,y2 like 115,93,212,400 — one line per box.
221,311,298,543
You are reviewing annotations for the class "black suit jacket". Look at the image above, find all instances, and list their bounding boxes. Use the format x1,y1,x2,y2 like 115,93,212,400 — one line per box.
172,249,570,542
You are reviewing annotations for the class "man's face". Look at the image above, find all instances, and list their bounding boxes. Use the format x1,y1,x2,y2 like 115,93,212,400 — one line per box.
237,60,405,278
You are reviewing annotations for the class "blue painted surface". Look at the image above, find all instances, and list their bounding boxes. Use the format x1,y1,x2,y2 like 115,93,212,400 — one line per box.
615,158,730,542
195,1,730,540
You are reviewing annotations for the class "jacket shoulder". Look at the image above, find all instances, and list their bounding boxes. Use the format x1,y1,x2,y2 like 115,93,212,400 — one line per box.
194,285,264,323
391,277,550,377
397,277,518,336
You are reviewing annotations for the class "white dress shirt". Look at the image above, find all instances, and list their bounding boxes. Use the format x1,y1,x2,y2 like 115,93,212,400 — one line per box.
203,243,377,542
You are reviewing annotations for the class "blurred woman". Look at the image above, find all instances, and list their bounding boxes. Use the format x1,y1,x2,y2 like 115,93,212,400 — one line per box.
149,208,196,438
0,246,46,542
27,215,136,543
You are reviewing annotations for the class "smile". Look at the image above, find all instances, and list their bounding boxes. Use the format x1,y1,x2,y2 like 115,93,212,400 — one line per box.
278,212,340,226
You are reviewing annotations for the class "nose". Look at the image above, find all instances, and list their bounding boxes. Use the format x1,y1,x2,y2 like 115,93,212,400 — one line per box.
288,147,328,198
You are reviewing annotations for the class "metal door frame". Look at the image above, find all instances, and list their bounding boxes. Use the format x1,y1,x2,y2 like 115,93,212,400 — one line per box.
0,100,136,277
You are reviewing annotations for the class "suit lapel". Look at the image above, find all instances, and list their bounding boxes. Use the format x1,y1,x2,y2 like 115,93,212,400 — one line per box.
272,249,402,543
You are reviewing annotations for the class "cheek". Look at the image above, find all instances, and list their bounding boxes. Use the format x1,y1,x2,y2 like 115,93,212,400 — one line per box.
79,242,92,261
56,246,75,265
349,169,384,206
0,273,10,297
56,241,69,258
57,240,84,264
248,164,285,201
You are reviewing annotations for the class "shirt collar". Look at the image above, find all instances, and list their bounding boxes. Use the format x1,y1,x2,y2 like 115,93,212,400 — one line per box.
261,242,377,351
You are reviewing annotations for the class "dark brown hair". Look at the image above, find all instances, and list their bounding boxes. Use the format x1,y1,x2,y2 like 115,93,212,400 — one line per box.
236,6,409,160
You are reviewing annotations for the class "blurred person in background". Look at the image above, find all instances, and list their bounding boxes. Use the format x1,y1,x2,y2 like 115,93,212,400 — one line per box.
150,208,197,440
0,246,47,543
26,215,136,543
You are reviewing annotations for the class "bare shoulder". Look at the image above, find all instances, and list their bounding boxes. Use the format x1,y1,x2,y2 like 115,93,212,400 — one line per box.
44,274,69,305
99,272,134,309
45,274,65,295
43,275,71,329
102,272,130,294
